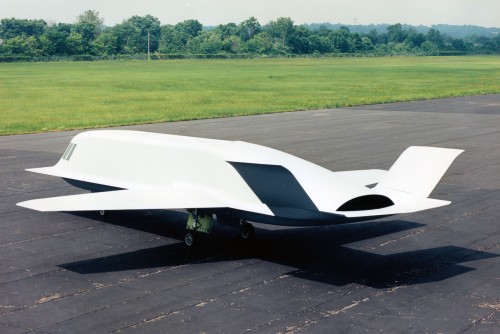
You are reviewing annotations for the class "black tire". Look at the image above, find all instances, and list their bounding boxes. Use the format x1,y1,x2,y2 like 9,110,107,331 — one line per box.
239,222,255,241
184,231,196,247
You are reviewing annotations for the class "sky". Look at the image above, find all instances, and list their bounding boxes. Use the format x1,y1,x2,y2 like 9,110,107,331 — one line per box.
1,0,499,27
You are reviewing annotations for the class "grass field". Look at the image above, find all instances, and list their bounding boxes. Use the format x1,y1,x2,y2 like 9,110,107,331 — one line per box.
1,56,499,135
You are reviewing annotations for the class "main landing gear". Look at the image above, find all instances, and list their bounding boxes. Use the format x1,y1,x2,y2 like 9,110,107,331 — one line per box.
239,221,255,241
183,210,256,247
184,209,213,248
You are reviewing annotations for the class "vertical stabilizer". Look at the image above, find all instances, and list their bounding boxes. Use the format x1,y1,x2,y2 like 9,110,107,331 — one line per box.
375,146,463,198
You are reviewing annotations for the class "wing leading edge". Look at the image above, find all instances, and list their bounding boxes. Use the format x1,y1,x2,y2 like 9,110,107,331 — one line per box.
17,187,274,216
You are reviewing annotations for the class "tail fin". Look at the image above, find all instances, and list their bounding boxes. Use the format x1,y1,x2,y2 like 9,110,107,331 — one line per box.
376,146,463,198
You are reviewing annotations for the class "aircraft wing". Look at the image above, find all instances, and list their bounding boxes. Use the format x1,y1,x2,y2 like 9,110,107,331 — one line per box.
17,188,273,215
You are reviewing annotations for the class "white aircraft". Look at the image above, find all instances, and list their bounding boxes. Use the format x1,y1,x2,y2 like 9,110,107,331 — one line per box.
18,130,463,247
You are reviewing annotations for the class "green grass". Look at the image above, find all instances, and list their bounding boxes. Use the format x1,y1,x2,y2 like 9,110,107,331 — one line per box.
1,56,499,135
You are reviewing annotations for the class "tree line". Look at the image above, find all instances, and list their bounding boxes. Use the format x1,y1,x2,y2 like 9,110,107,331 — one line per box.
1,10,499,61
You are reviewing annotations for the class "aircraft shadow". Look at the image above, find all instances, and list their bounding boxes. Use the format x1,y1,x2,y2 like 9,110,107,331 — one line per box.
61,211,498,289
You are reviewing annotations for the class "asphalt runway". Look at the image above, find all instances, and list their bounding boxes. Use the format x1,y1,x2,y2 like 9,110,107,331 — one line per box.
1,95,499,333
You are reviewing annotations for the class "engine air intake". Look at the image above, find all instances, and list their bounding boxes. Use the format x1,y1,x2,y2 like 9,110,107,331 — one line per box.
337,195,394,211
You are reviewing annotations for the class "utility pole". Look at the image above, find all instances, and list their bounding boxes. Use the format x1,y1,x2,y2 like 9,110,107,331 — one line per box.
147,30,151,61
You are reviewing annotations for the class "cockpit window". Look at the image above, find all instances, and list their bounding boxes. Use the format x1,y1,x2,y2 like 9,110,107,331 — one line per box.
62,143,77,161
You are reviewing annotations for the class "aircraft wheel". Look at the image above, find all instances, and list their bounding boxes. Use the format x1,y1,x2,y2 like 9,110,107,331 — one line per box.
184,231,196,247
239,222,255,241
